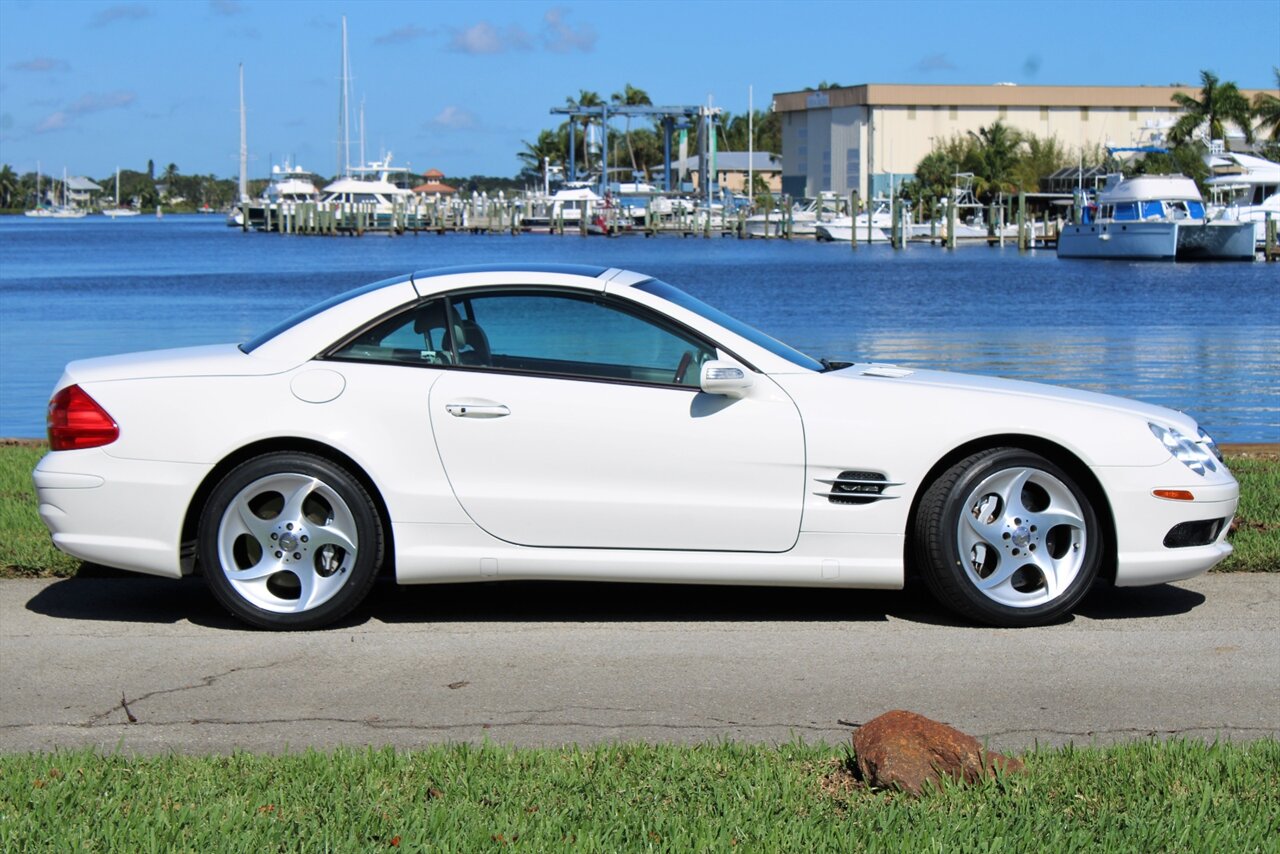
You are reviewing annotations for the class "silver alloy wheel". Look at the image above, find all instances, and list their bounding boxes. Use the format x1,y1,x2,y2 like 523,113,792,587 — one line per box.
956,466,1087,608
215,472,359,614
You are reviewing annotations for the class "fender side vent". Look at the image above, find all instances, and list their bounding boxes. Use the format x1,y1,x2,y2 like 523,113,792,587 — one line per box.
816,471,901,505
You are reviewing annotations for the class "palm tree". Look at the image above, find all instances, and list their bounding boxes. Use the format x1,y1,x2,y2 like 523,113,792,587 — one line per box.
610,83,652,174
967,122,1025,199
517,128,568,182
1169,70,1255,148
1253,67,1280,142
565,90,604,176
0,164,16,209
160,163,180,200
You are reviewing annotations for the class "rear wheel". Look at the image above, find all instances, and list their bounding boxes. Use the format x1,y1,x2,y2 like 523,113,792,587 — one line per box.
198,452,382,630
914,448,1101,627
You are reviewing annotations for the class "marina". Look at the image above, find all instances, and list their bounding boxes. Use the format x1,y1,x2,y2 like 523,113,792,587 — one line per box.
1,214,1276,444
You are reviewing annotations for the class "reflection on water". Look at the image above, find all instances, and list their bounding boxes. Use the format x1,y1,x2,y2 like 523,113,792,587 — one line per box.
1,216,1276,441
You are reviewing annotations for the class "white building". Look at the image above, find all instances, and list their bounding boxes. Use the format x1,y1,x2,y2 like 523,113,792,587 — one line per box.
772,83,1266,200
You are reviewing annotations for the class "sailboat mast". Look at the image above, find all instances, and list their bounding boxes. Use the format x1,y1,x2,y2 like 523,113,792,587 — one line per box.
238,63,248,202
339,16,351,177
748,85,753,201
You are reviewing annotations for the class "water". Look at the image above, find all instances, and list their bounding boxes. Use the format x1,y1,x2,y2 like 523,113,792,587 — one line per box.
1,215,1276,441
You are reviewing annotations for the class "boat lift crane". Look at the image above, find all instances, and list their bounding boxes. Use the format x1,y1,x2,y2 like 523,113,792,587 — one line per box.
549,104,721,197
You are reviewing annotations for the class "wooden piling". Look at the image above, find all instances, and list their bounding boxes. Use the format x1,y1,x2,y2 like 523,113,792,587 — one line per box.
1017,191,1027,252
850,191,859,249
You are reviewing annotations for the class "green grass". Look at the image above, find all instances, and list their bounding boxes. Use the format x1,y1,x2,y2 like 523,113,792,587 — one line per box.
0,442,79,577
1219,453,1280,572
2,442,1276,577
1,740,1276,851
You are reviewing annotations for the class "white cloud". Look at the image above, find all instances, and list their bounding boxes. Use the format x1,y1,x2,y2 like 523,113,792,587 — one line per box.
375,24,430,45
8,57,70,73
429,106,478,130
209,0,244,16
34,91,137,134
89,4,152,28
542,7,595,53
448,21,531,54
914,53,957,72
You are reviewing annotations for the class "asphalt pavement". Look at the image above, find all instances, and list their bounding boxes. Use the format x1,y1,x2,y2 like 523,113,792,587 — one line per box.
2,573,1277,754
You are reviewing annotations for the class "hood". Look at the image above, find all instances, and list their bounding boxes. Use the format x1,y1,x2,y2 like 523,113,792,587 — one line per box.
834,362,1199,433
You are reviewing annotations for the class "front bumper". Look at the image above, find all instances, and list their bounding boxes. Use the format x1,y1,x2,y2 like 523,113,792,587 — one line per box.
1099,458,1239,587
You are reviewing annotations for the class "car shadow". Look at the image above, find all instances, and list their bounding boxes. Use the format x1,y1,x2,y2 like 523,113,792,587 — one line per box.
22,572,1208,629
1076,581,1206,620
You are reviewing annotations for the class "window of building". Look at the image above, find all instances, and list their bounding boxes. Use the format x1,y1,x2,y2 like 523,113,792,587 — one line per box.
1129,108,1138,120
998,106,1007,119
846,146,860,191
1080,107,1090,121
907,106,916,120
1040,107,1049,121
949,106,958,120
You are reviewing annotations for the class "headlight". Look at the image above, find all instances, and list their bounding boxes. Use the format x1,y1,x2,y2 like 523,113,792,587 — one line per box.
1149,423,1219,476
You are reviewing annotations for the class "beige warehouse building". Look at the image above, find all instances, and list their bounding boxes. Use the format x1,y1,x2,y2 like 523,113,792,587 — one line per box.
772,83,1264,200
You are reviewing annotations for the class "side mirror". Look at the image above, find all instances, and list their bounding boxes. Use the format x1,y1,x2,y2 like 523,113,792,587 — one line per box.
700,360,753,399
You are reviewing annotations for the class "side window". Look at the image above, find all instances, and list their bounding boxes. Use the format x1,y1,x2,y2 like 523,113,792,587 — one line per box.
1113,202,1139,221
329,299,456,365
461,291,715,386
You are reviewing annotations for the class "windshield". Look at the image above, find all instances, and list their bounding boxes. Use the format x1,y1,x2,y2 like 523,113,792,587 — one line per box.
632,279,825,372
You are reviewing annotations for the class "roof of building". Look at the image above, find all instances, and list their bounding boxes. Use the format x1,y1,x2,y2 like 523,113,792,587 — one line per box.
423,169,445,179
412,181,457,194
666,152,782,171
66,176,103,191
772,83,1268,113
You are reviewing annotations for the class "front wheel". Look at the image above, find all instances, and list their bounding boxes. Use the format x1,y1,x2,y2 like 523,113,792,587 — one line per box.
914,448,1102,627
198,452,383,630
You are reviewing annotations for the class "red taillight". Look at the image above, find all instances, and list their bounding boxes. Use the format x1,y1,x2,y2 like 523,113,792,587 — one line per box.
47,385,119,451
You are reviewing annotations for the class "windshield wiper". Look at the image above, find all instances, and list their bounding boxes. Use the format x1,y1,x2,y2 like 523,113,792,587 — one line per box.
819,357,853,372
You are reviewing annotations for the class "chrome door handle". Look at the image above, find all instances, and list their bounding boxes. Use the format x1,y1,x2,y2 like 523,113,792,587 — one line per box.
445,403,510,418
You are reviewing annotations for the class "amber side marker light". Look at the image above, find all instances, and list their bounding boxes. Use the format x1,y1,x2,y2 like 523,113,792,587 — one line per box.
47,385,119,450
1153,489,1195,501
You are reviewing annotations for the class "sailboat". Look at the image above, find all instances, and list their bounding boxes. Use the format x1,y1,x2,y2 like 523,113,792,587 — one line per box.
103,167,140,217
47,168,88,218
24,162,53,217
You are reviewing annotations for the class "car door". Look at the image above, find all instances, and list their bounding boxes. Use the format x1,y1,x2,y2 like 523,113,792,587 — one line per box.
426,288,805,552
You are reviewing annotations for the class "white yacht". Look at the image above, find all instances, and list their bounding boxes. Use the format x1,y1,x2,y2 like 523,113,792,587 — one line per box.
814,199,896,242
321,154,415,223
1058,174,1255,260
1204,146,1279,246
746,192,843,238
102,167,140,218
266,163,320,205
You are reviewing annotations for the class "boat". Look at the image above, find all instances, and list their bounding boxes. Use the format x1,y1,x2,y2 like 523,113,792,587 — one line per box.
1203,145,1279,247
745,192,843,238
45,169,87,218
321,154,415,226
1057,174,1255,260
102,167,140,217
266,162,320,206
24,164,53,217
814,198,896,242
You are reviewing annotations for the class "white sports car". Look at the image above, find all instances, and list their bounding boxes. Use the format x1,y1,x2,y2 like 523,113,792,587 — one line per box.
35,265,1239,629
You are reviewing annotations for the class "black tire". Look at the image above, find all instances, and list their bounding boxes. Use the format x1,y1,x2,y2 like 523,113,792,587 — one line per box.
198,452,383,630
914,447,1102,627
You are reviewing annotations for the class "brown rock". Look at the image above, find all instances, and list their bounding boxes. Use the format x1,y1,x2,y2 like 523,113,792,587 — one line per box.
851,710,1023,795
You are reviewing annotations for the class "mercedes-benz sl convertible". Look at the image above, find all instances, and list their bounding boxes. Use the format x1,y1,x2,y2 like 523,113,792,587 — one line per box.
35,264,1238,629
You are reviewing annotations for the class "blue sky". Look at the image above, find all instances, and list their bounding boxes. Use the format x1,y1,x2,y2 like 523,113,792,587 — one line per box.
1,0,1277,182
